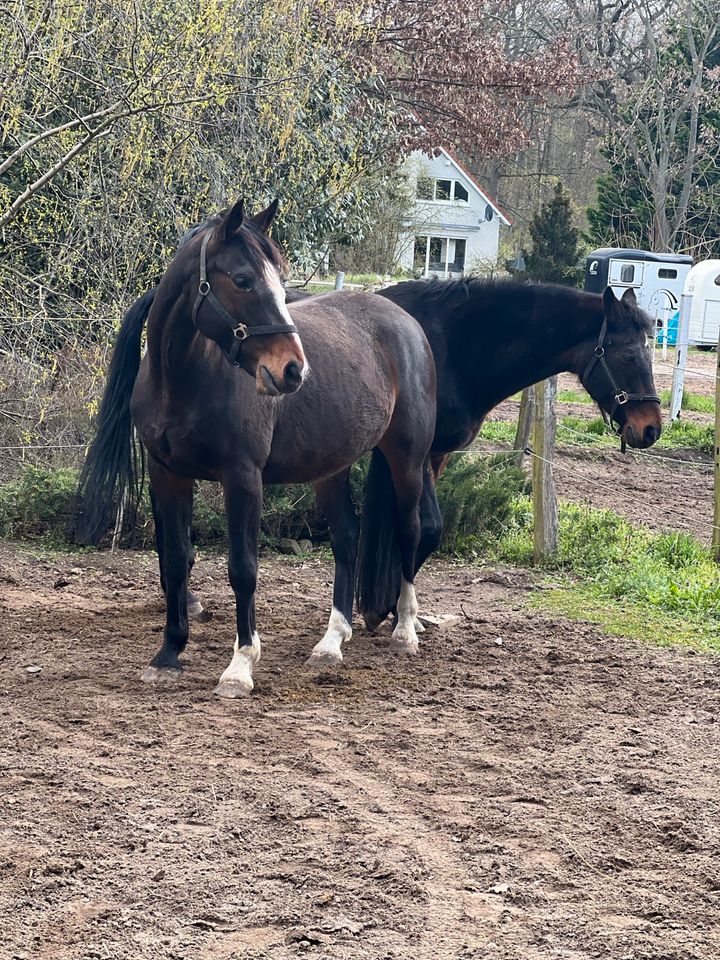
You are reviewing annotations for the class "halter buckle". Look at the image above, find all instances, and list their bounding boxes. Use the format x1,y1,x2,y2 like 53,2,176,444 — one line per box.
615,391,629,405
233,323,248,341
198,280,210,296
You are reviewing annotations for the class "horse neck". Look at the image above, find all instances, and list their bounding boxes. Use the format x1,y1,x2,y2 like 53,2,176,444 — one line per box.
456,285,603,411
146,267,201,380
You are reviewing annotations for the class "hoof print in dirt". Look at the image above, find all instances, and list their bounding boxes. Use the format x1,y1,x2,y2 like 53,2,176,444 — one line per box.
141,666,182,685
314,671,352,687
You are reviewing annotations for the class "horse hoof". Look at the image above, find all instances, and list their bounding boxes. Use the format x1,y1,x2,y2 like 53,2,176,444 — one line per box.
414,618,426,633
141,666,182,685
188,600,212,623
389,635,419,656
214,679,253,699
306,649,343,669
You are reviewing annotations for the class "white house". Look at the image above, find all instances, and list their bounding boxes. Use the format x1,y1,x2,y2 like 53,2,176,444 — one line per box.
398,148,511,278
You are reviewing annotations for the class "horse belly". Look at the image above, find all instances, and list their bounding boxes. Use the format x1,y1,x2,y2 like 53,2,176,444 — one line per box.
263,401,391,485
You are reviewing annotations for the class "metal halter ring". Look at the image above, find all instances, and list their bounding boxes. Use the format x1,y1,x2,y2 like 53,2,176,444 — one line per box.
198,280,210,296
233,323,248,341
615,391,629,405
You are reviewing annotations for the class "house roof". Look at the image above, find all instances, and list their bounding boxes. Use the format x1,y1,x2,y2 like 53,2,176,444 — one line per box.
437,147,512,226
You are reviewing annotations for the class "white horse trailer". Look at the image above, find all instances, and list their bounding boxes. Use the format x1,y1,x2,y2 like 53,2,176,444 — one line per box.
684,259,720,347
584,248,693,340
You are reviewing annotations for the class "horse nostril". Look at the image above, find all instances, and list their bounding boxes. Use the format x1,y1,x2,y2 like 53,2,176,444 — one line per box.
644,424,659,446
284,361,302,389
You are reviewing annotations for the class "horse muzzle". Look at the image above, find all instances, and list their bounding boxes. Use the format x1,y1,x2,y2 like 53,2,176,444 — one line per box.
257,361,305,396
622,419,662,449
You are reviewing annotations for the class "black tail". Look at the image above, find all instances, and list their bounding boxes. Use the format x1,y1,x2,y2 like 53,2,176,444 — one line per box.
73,289,156,545
356,448,401,631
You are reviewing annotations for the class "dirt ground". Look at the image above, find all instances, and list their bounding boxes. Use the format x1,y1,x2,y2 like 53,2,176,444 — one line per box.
2,541,719,960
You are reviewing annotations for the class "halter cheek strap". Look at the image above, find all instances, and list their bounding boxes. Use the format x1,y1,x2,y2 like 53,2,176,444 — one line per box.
581,316,661,450
191,232,298,365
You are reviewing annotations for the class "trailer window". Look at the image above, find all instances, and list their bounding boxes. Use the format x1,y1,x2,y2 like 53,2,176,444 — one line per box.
658,268,677,279
620,264,635,283
714,273,720,286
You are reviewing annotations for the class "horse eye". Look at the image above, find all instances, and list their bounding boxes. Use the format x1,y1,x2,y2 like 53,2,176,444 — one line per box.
233,276,252,290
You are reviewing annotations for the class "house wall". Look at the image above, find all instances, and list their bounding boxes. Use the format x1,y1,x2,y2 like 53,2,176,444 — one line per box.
398,151,502,276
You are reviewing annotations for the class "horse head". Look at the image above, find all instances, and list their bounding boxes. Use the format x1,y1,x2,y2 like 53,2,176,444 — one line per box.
580,287,662,449
190,198,308,396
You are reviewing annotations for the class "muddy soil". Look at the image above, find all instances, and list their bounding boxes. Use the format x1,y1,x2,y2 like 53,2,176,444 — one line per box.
1,542,719,959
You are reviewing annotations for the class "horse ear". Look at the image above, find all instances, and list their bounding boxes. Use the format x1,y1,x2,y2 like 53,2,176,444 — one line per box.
249,198,279,235
602,286,619,314
620,287,637,308
222,199,245,241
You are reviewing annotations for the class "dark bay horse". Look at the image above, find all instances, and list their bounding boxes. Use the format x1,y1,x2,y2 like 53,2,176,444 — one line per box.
76,200,436,695
375,279,662,593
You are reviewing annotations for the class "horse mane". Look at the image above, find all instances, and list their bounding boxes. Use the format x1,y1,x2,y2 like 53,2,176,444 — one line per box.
408,277,654,336
178,211,287,275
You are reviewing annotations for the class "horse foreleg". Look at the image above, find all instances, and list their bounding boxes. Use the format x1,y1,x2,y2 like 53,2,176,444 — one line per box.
307,470,357,667
214,469,263,699
142,460,194,684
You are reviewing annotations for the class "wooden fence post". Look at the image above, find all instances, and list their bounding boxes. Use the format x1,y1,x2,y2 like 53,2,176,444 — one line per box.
713,331,720,562
334,271,345,290
533,375,558,563
513,385,536,467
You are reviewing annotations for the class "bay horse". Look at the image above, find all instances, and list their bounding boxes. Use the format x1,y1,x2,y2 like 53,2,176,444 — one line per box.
75,200,436,695
375,279,662,590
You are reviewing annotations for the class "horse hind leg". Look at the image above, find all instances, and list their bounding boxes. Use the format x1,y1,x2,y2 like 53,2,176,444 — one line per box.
307,470,357,667
381,448,424,656
142,460,194,684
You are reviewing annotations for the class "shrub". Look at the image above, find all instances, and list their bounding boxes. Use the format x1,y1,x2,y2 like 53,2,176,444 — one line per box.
0,465,78,540
436,453,530,555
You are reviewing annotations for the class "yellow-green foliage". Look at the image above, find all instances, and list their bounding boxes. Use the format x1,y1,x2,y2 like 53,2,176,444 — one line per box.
0,0,397,319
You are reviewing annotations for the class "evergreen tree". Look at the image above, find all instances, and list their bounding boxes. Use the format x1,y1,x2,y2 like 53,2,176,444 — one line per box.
524,182,582,285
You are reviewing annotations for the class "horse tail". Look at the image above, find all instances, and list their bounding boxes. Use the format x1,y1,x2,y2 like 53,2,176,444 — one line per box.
355,448,402,631
73,288,156,545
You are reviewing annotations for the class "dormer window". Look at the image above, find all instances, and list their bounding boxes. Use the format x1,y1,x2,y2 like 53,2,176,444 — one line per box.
416,177,470,204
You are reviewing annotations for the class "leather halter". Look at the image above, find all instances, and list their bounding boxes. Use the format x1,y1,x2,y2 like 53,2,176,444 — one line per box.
191,231,298,365
581,315,661,446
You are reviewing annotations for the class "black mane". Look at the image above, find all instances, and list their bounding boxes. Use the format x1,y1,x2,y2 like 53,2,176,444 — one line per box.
397,276,654,335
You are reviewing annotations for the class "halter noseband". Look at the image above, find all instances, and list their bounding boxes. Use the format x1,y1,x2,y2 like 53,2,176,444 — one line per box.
191,231,298,365
581,315,661,449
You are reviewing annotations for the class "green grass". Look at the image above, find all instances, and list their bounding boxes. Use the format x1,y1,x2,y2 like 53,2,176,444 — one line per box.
555,414,714,454
557,387,714,414
557,389,592,404
481,495,720,652
659,388,715,413
529,581,720,654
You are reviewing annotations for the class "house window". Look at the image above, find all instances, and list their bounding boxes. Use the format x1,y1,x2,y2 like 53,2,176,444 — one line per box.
415,177,470,204
452,239,467,271
428,237,444,269
453,182,469,203
412,236,468,277
658,268,677,279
